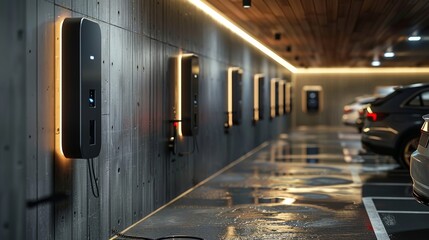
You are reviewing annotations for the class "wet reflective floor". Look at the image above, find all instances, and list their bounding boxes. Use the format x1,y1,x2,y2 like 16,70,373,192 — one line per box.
117,127,429,240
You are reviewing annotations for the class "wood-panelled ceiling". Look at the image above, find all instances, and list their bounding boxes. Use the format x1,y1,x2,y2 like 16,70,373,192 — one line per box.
206,0,429,67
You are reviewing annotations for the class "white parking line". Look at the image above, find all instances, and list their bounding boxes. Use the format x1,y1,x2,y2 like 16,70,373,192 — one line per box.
363,183,412,186
370,197,414,200
362,197,390,240
377,210,429,214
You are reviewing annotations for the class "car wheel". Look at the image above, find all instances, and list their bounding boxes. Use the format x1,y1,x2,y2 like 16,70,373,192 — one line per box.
395,135,419,168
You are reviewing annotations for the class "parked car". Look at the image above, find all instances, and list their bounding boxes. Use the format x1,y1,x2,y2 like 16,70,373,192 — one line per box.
410,114,429,205
361,83,429,168
342,95,377,128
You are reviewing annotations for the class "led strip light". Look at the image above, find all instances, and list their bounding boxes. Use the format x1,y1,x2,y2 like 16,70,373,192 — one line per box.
189,0,297,73
296,67,429,74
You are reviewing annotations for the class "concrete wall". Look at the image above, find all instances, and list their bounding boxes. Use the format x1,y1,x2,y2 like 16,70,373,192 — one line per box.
292,72,429,127
21,0,291,239
0,0,26,239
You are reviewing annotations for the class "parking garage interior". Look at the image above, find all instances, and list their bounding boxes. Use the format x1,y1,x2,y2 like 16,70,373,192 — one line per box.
2,0,429,239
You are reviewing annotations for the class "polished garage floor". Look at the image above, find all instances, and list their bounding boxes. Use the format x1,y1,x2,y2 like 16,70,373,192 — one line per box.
116,128,429,240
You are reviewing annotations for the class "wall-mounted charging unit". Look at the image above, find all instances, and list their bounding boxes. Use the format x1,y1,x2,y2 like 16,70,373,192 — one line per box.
232,69,243,125
270,79,279,119
168,54,200,156
226,67,243,129
62,18,101,159
181,54,199,136
285,82,292,113
278,80,285,116
302,85,323,113
253,74,265,122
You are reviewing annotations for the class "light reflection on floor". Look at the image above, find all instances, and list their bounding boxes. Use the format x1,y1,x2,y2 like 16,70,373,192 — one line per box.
119,128,429,240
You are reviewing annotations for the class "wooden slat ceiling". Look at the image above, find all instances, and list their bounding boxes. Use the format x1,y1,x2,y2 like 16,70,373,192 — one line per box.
206,0,429,67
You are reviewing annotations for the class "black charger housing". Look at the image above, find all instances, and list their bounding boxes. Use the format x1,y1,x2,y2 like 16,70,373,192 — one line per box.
62,17,101,158
181,55,199,136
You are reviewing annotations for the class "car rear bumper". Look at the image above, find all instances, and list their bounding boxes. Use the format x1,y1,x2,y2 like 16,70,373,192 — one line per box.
411,150,429,203
413,190,429,206
361,138,394,155
360,124,399,155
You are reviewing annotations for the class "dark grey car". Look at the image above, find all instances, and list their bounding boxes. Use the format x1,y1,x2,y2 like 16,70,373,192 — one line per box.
361,83,429,168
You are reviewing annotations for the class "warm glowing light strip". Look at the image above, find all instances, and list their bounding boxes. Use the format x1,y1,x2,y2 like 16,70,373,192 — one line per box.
55,17,66,161
227,68,232,127
227,68,235,127
270,79,278,118
295,68,429,74
285,83,291,113
176,55,183,137
253,74,263,121
278,80,285,115
188,0,296,73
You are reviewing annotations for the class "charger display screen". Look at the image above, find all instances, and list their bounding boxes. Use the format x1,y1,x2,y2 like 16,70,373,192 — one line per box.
89,89,96,108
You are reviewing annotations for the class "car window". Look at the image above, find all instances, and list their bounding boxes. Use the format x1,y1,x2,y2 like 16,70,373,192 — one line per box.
372,90,401,106
407,94,422,106
405,91,429,107
422,92,429,106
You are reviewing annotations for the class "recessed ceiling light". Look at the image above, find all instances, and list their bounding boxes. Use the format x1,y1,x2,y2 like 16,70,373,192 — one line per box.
408,36,421,41
371,60,381,67
384,52,395,57
384,47,394,58
243,0,251,8
384,51,395,58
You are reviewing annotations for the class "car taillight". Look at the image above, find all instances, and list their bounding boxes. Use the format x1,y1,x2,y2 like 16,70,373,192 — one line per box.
366,112,389,122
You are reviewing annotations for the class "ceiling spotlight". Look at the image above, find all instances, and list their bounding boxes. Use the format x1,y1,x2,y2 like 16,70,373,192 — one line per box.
384,52,394,58
243,0,251,8
285,45,292,52
274,32,281,40
408,36,421,41
371,55,380,67
408,31,421,41
384,47,395,58
371,59,381,67
371,60,380,66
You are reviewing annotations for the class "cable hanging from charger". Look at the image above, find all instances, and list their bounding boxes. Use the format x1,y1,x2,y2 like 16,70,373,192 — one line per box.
87,158,100,198
169,119,199,157
177,126,199,157
112,229,204,240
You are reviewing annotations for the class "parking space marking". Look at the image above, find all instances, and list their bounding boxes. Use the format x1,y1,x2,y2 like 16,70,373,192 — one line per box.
363,197,390,240
370,197,414,200
363,183,412,186
377,210,429,214
363,196,429,240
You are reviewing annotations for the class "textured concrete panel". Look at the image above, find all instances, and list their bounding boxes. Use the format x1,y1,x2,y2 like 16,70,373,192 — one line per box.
0,0,26,239
37,1,55,239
